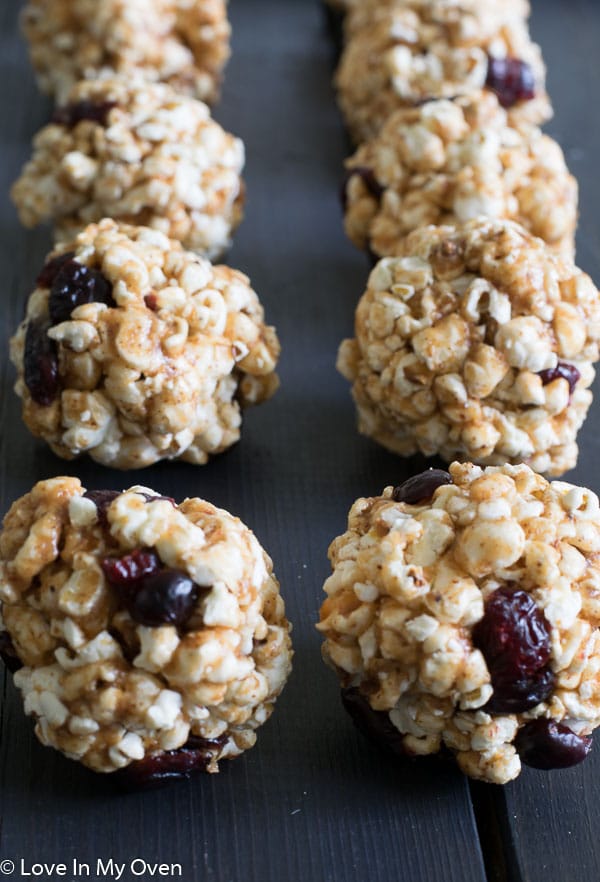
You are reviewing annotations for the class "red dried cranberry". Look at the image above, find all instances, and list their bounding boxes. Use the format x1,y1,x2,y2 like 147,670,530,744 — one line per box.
83,489,121,527
36,251,75,288
52,100,117,127
127,570,200,628
138,492,176,506
24,317,60,406
341,166,384,212
484,667,555,715
538,363,581,396
102,549,162,587
485,56,536,108
341,687,411,758
114,734,228,789
49,259,115,325
516,719,592,770
144,293,159,311
392,469,452,505
0,632,23,674
473,588,555,714
102,549,199,628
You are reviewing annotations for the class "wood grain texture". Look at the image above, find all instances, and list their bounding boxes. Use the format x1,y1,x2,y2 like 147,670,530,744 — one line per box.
0,2,486,881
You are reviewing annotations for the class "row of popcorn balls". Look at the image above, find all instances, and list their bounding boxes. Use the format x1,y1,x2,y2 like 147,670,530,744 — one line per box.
4,464,599,786
0,479,292,784
11,78,245,261
327,2,597,476
21,0,231,106
10,219,280,470
332,0,551,144
323,3,595,786
317,462,600,784
333,4,576,266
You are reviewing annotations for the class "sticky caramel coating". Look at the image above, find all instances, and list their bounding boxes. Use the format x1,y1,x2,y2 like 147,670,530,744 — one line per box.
338,219,600,477
21,0,230,104
336,0,550,143
344,92,577,261
0,479,292,774
11,78,244,260
318,462,600,784
11,220,280,470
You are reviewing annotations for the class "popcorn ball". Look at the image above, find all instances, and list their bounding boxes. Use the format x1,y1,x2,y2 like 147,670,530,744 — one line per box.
0,479,292,782
317,462,600,784
11,78,245,260
21,0,230,104
335,0,551,143
343,91,577,262
10,219,280,470
338,219,600,477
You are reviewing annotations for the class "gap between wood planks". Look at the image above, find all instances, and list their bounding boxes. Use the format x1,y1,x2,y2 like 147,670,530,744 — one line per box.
470,781,522,882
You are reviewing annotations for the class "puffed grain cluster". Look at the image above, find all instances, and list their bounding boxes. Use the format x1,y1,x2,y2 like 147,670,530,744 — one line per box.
0,479,292,774
11,78,244,260
318,462,600,784
343,0,531,39
338,219,600,477
11,219,280,470
336,0,550,143
344,91,577,261
21,0,230,104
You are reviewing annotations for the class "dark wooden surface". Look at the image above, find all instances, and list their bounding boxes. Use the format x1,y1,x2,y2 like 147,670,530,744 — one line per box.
0,1,598,881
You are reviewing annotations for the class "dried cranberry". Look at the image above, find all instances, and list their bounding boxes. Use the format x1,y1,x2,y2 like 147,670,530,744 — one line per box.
485,56,536,108
36,251,75,288
102,548,199,628
0,632,23,674
144,293,158,311
392,469,452,505
485,667,555,715
49,259,115,325
24,317,60,406
137,492,176,506
52,100,117,127
114,734,228,789
126,569,200,628
83,489,121,528
341,687,411,758
341,166,384,212
473,588,555,714
516,719,592,770
102,549,162,587
538,363,581,396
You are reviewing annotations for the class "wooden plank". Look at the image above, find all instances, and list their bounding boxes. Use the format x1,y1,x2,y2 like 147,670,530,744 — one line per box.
0,2,486,881
489,2,600,881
